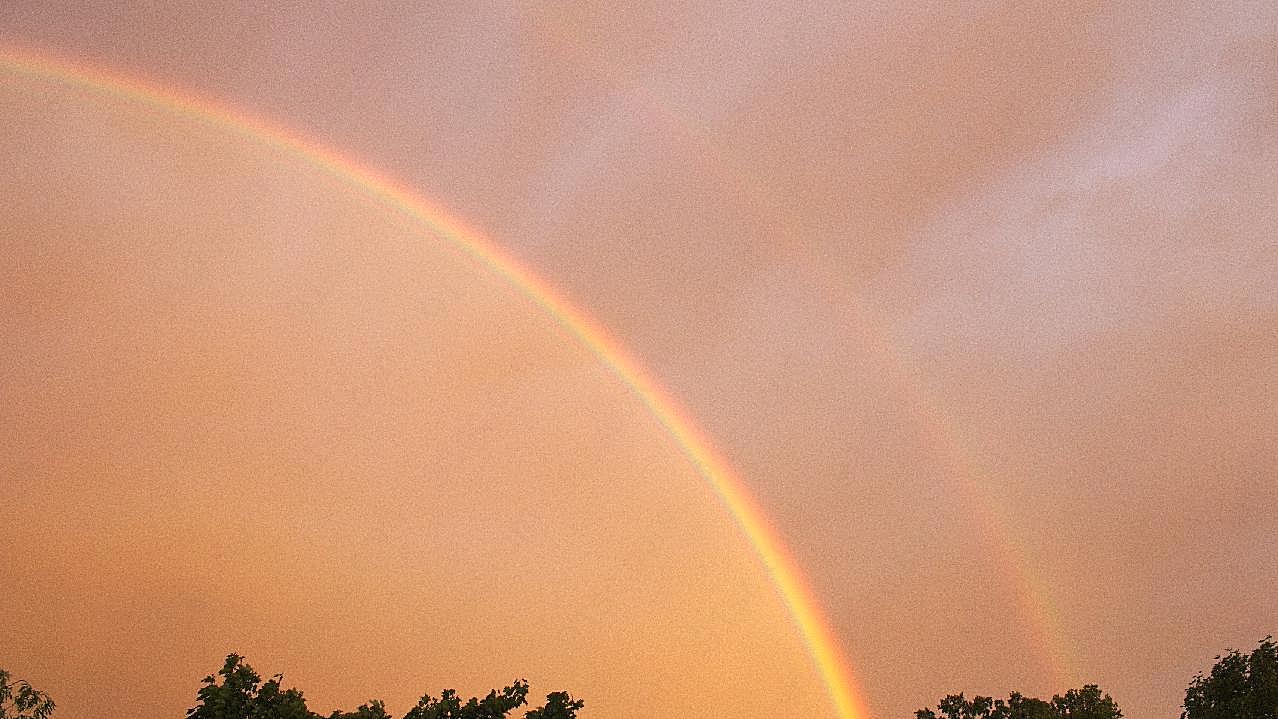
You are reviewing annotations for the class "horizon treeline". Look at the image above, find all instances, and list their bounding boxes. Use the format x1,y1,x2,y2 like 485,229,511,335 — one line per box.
3,635,1275,718
915,635,1277,719
184,654,584,719
0,654,582,719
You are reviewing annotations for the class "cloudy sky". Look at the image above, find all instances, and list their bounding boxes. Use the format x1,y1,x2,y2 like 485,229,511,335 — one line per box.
1,3,1275,718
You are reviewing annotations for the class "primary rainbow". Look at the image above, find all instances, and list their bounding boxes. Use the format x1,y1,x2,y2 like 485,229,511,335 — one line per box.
0,48,869,719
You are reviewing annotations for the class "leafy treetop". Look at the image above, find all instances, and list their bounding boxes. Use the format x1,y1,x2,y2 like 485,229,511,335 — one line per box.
916,685,1121,719
0,670,55,719
1183,635,1278,719
185,655,581,719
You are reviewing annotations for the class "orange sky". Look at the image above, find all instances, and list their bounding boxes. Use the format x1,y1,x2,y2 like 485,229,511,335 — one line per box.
1,3,1275,719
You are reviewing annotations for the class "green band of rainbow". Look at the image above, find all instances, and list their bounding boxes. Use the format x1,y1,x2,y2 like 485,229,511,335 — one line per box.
0,48,869,719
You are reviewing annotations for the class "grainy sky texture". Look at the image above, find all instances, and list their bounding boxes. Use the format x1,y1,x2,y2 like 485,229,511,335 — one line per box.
1,3,1275,719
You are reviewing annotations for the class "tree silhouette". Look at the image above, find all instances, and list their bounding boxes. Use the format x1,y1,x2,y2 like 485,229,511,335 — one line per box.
916,686,1120,719
401,683,529,719
0,670,55,719
186,655,312,719
1051,686,1123,719
185,655,580,719
327,700,391,719
1183,636,1278,719
523,692,584,719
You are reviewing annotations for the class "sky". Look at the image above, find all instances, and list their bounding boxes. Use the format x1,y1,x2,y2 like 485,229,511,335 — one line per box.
0,3,1275,718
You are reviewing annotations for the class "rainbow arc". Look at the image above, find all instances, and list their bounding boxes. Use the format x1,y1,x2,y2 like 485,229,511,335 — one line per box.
0,48,869,719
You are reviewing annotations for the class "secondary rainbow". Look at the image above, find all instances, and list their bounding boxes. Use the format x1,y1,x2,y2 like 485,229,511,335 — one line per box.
0,48,869,719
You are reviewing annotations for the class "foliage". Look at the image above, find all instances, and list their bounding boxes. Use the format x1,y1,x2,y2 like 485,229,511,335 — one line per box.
186,655,312,719
0,670,55,719
402,683,529,719
1183,636,1278,719
20,635,1278,719
523,692,583,719
916,685,1120,719
185,656,580,719
1050,686,1122,719
327,700,391,719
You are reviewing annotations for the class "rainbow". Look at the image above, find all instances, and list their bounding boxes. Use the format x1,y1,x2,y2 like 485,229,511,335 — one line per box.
0,48,870,719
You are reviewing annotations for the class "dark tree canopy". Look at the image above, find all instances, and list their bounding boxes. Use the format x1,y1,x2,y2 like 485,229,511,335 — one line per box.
185,655,580,719
0,670,55,719
401,683,530,719
916,685,1120,719
327,700,392,719
524,692,585,719
1183,636,1278,719
187,655,313,719
16,636,1278,719
1050,685,1123,719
